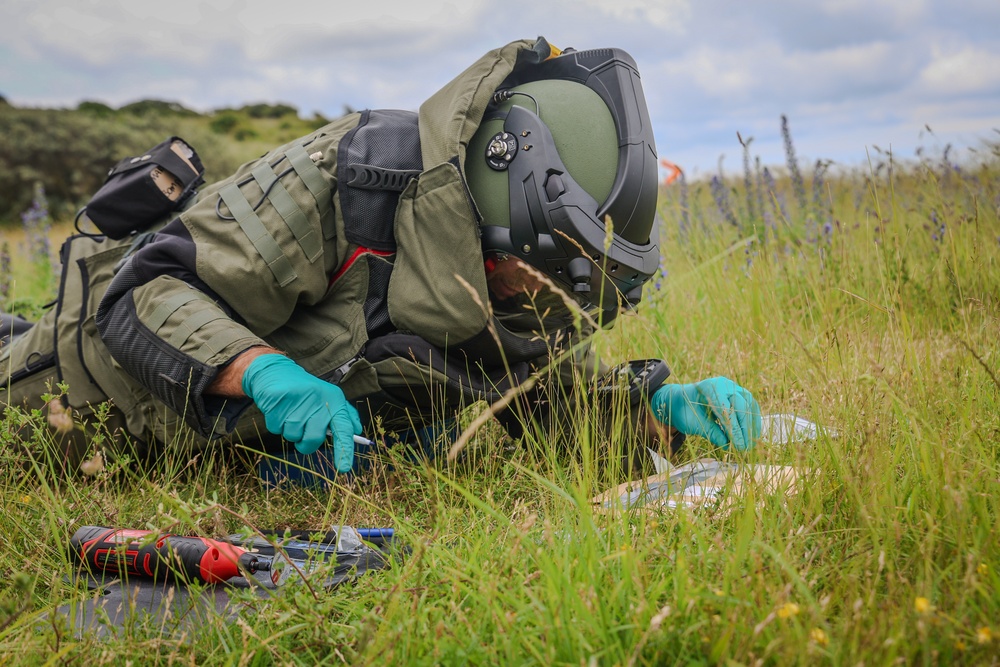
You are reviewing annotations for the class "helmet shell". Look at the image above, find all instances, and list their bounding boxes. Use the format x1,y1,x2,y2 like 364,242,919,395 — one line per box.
466,79,619,233
465,47,660,312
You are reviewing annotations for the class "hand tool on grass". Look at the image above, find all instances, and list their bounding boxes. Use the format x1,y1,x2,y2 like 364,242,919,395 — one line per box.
70,526,292,587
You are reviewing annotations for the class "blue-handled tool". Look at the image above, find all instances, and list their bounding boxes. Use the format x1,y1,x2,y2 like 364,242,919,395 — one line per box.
356,528,394,540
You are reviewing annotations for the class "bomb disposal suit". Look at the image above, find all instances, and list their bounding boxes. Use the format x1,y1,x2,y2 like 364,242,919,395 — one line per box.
3,38,760,471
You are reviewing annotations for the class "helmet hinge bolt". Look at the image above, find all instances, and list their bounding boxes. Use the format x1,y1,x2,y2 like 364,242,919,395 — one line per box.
521,244,531,253
485,132,518,171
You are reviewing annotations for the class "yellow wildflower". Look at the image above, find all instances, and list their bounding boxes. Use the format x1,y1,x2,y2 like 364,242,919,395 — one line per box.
977,563,989,576
777,602,801,619
976,627,993,644
914,597,933,615
954,640,966,652
810,628,829,646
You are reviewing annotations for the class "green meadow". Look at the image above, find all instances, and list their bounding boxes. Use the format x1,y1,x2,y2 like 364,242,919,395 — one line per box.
1,105,999,665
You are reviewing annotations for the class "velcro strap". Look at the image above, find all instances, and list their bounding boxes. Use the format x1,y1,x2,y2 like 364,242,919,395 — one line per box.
346,164,420,192
219,183,297,287
157,151,200,186
167,309,226,349
147,291,201,333
286,144,336,241
108,140,199,186
251,163,322,263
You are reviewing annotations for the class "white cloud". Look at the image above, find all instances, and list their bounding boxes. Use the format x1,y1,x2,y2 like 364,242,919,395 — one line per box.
6,0,232,66
819,0,928,24
919,46,1000,96
2,0,488,66
229,1,490,61
2,0,998,176
657,39,905,107
576,0,690,33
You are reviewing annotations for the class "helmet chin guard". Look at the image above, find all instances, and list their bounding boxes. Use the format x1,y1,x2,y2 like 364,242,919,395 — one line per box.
470,47,661,314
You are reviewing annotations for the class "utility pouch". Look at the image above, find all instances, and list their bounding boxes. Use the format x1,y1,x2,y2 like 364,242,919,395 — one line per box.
84,137,205,239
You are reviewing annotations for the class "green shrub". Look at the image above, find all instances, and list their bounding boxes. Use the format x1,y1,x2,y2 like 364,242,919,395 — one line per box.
240,102,298,119
233,127,259,142
208,112,239,134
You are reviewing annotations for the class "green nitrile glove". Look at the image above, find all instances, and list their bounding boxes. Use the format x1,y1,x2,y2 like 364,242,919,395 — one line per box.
650,377,762,451
242,354,363,472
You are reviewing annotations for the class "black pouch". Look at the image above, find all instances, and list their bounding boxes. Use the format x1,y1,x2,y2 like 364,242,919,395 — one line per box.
83,136,205,239
0,312,33,347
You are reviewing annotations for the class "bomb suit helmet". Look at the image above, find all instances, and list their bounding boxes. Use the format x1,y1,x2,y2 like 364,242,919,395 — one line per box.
466,47,661,314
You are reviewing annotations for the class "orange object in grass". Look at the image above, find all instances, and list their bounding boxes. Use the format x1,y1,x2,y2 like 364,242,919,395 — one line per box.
660,158,682,186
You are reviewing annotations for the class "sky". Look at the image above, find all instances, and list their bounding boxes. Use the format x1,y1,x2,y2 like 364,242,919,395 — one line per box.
2,0,999,180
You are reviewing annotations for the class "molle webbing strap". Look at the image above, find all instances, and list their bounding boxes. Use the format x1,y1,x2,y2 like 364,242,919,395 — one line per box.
166,309,227,349
285,145,335,240
147,291,202,333
201,327,255,359
250,163,322,263
219,183,297,287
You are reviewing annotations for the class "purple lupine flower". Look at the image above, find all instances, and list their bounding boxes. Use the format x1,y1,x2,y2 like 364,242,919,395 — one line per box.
0,241,11,301
812,159,832,226
739,132,756,225
21,183,53,264
781,115,807,216
653,265,669,291
744,238,757,273
928,210,946,243
710,176,740,228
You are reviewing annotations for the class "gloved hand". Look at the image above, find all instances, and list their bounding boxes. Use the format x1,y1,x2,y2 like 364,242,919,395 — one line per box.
650,377,762,451
242,354,363,472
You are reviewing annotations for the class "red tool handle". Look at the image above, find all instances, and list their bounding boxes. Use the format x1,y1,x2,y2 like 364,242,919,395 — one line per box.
70,525,252,584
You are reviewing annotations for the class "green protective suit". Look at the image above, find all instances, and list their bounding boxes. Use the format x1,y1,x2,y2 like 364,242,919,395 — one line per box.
1,38,637,465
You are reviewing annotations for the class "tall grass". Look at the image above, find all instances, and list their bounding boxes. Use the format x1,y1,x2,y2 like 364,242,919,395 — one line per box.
1,128,999,664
